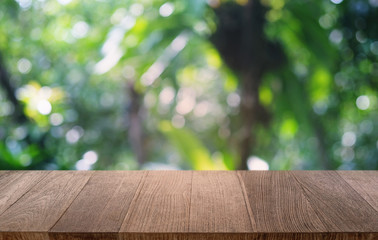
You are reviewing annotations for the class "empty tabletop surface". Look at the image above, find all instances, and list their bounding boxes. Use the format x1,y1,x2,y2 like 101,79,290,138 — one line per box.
0,171,377,240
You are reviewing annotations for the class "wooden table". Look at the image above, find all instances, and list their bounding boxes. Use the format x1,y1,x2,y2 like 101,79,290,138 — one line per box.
0,171,377,240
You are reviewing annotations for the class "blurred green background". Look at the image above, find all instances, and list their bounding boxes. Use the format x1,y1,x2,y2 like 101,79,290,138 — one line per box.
0,0,377,170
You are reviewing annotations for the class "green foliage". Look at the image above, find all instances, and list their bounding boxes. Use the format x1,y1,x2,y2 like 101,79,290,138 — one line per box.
159,121,217,170
0,0,377,170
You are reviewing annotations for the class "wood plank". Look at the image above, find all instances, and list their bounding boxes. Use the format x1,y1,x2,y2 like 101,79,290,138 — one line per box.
1,232,375,240
50,171,145,240
0,170,377,240
0,232,49,240
0,171,49,215
49,233,118,240
119,171,192,233
238,171,327,233
121,232,378,240
292,171,378,232
189,171,253,233
0,171,92,235
337,171,378,212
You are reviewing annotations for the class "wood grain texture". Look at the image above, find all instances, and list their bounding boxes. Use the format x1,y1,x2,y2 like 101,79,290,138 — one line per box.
0,171,377,240
48,233,118,240
0,232,49,240
120,171,192,233
189,171,253,233
337,171,378,212
292,171,378,232
0,171,49,216
120,233,376,240
50,171,145,239
0,171,92,233
238,171,327,233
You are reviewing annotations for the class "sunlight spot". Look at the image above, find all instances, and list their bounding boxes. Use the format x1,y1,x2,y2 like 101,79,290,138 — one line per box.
66,126,83,144
141,32,189,86
37,100,52,115
355,31,366,43
171,34,188,52
15,0,32,9
227,93,240,107
208,0,221,8
111,8,127,25
83,151,98,164
176,88,196,115
142,162,179,170
141,62,165,86
57,0,72,5
319,14,334,29
329,29,343,44
39,86,52,99
370,0,378,7
371,41,378,55
194,101,209,117
330,0,343,4
0,102,14,116
49,113,64,126
17,58,32,74
120,15,136,30
313,101,328,115
94,48,124,75
71,21,90,39
75,159,91,170
194,22,209,35
159,3,174,17
172,115,185,128
342,131,356,147
176,98,195,115
101,27,125,55
19,154,32,167
247,156,269,170
356,95,370,110
130,3,144,16
14,126,27,140
95,14,135,75
341,147,354,162
159,87,175,105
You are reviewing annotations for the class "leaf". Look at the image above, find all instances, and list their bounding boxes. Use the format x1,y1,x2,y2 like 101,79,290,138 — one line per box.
220,150,235,170
159,121,216,170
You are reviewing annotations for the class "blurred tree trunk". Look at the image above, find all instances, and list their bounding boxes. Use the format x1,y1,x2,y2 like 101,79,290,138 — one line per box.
127,82,146,167
210,0,284,169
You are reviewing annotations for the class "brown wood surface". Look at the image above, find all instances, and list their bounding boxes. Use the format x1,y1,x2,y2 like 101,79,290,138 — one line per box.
337,170,378,212
0,170,377,240
0,171,92,235
238,171,327,233
120,171,192,233
189,171,253,233
50,171,144,240
0,171,49,215
292,171,378,232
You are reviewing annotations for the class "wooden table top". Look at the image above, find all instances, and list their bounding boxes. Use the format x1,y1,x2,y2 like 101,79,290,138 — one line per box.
0,171,377,240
